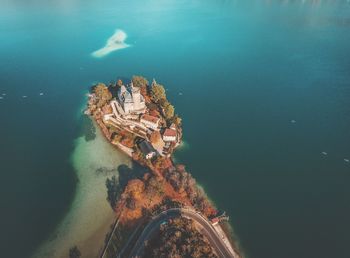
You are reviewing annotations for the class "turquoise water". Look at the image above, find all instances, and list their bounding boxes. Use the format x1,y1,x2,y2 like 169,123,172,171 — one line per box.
1,1,350,257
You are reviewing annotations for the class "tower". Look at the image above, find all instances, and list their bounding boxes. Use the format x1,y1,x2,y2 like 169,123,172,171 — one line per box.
131,83,141,110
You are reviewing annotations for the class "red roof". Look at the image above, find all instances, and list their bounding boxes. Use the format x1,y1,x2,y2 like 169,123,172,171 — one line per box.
163,128,177,137
211,217,219,223
141,114,159,124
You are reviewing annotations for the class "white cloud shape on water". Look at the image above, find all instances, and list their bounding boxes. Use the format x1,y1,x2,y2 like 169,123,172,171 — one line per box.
91,29,130,58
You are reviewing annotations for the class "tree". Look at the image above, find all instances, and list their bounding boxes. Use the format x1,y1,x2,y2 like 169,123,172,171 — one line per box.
164,104,175,120
132,75,149,88
143,217,217,258
158,98,169,108
132,76,149,97
145,176,164,197
147,102,158,111
94,83,112,107
69,246,81,258
176,164,186,172
117,79,123,87
151,83,166,103
126,196,136,210
172,114,182,126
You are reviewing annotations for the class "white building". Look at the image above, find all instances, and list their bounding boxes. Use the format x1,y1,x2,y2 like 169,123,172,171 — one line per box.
118,83,146,114
140,114,160,130
163,128,177,142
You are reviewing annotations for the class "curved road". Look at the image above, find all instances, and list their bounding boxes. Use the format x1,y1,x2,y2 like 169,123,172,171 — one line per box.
127,208,239,258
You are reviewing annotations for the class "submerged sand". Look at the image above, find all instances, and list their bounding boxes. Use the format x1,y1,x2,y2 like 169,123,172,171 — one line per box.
91,29,130,58
34,122,131,258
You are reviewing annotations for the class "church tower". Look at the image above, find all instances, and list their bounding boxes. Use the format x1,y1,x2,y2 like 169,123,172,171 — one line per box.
131,82,142,110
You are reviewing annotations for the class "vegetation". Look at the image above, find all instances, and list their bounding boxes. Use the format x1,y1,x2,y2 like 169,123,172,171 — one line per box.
164,165,215,216
69,246,81,258
151,82,166,103
164,103,175,120
93,83,112,108
87,75,226,256
149,81,175,122
132,75,149,97
132,75,149,88
145,176,164,198
143,217,217,258
150,197,183,216
112,130,135,148
171,114,182,127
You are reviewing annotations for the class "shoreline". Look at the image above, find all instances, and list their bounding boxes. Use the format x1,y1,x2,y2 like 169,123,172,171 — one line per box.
87,77,241,257
33,119,131,258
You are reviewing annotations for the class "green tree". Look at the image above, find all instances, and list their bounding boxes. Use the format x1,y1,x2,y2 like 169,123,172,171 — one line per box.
94,83,112,107
132,75,149,88
151,83,166,103
171,114,182,126
69,246,81,258
164,104,175,120
158,98,169,108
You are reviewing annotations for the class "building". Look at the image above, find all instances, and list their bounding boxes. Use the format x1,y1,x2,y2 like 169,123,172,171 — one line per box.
170,123,177,130
117,83,146,114
163,128,177,142
140,114,160,130
211,217,220,226
138,140,157,159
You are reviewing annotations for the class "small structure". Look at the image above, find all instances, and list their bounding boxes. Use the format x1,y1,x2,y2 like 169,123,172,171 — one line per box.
138,140,157,159
211,217,220,226
118,83,146,114
170,123,177,130
141,114,160,130
163,128,177,142
211,211,229,226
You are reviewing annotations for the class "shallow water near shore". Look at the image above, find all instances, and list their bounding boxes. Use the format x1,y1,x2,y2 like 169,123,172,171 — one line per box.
34,120,131,258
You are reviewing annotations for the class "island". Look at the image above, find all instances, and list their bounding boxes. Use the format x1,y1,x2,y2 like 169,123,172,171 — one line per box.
85,76,241,258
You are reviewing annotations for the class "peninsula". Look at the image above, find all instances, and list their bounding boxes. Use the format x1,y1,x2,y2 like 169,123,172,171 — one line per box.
85,76,241,258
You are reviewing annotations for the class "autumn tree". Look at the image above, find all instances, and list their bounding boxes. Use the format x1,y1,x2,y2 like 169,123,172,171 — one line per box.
126,195,136,210
145,176,164,198
143,217,217,258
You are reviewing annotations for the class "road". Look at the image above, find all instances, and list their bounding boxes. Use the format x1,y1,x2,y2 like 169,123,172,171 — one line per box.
127,208,239,258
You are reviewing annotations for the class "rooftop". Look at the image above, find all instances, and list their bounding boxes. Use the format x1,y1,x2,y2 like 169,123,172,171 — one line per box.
141,114,160,124
163,128,177,137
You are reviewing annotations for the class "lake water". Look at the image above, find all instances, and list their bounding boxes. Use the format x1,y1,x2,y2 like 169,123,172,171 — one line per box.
1,1,350,257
